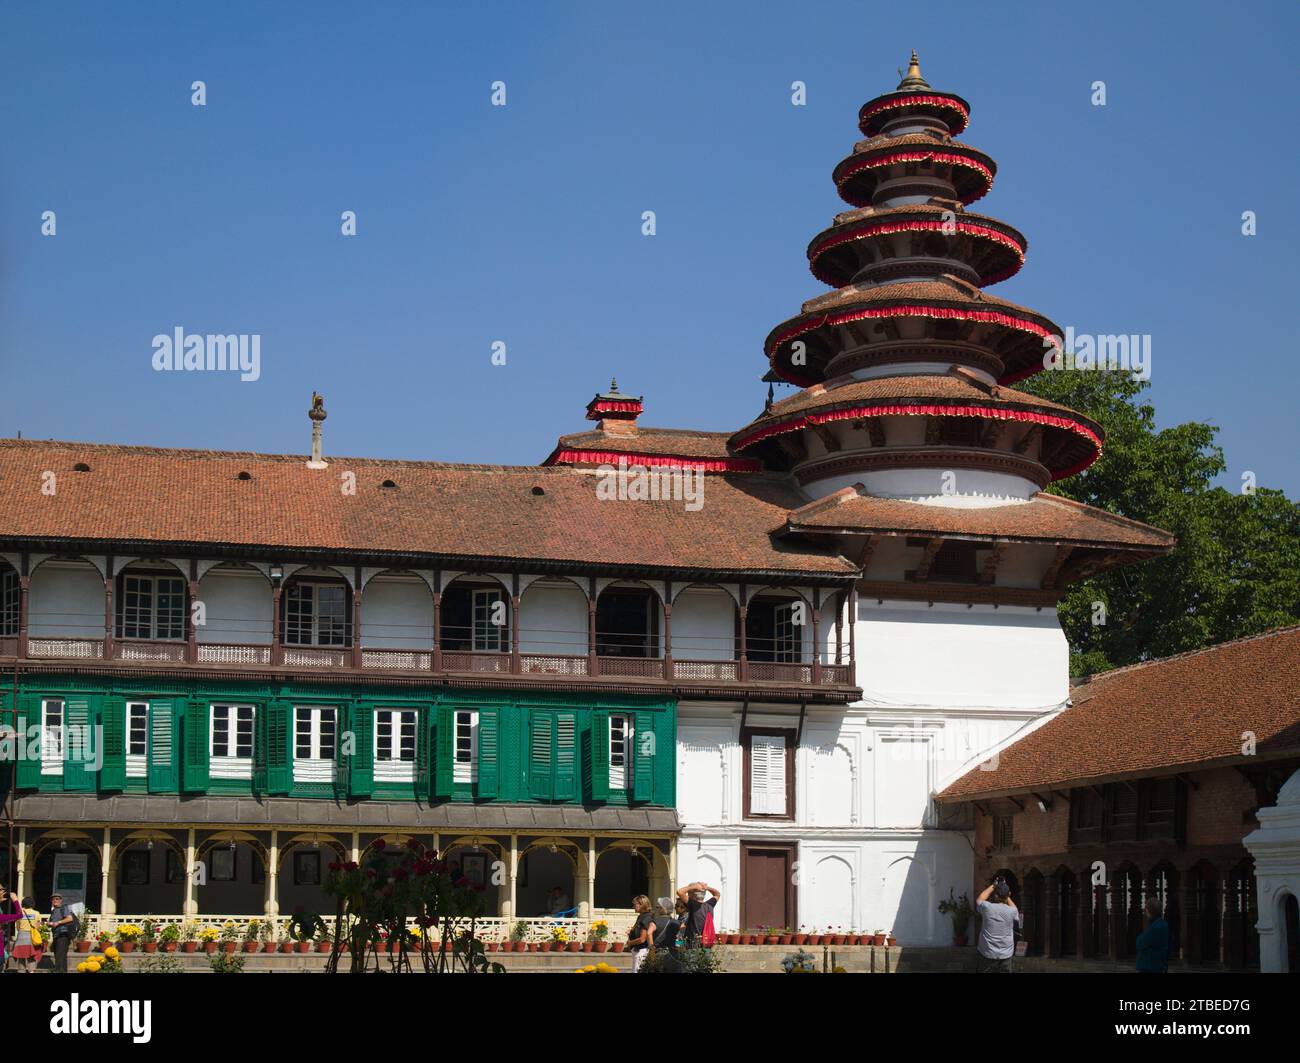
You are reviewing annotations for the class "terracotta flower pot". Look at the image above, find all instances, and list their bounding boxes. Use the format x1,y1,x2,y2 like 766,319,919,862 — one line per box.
610,942,624,953
203,941,217,954
593,941,607,953
764,935,780,945
293,941,309,954
118,941,136,953
243,941,259,952
280,941,295,954
778,935,793,945
580,942,593,952
526,942,538,952
143,942,157,953
76,941,91,953
831,935,845,945
317,941,331,953
566,942,581,953
793,934,808,945
182,941,197,953
887,936,897,947
163,942,178,953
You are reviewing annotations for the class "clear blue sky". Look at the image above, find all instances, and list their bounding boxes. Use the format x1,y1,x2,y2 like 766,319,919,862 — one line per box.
1,0,1295,495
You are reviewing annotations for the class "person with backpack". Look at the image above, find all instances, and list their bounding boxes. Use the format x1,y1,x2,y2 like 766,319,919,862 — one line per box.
10,897,42,972
1135,898,1170,973
46,892,79,973
676,880,720,948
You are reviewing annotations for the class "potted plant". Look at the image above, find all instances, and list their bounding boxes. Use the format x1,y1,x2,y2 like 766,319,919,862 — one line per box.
181,922,199,953
938,889,973,946
610,940,625,953
199,925,220,953
589,919,609,953
116,923,141,952
260,918,275,952
886,931,898,947
75,922,91,953
220,920,240,954
317,927,335,954
159,923,179,952
140,920,157,953
243,920,262,952
778,927,793,945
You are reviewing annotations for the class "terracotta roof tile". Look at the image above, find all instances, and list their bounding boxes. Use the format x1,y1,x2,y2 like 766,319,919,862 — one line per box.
0,438,853,577
937,627,1300,801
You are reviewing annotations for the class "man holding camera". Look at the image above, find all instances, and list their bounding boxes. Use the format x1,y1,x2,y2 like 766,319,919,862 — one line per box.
975,876,1018,973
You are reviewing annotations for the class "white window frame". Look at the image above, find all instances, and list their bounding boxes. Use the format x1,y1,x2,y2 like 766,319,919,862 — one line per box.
210,703,255,780
41,698,64,776
453,709,479,784
608,713,631,791
120,573,186,641
0,567,18,637
374,709,417,782
126,701,149,778
293,706,338,783
773,602,799,663
749,733,788,816
284,581,349,647
471,588,505,652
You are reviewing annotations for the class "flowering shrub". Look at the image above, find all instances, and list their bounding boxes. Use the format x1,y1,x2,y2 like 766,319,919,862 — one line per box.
574,962,618,974
117,924,142,941
550,926,569,944
322,840,505,974
77,948,123,974
198,926,220,943
588,920,609,942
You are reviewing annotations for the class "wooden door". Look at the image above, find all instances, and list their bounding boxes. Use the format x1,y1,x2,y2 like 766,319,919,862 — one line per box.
741,842,795,931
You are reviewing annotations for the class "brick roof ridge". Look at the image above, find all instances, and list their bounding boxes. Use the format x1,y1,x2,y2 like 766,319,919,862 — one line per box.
1035,492,1178,544
1078,624,1300,688
0,436,595,473
785,485,861,521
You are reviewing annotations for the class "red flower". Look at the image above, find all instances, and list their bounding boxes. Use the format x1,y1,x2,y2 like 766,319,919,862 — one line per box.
327,861,341,872
344,861,358,871
413,860,432,876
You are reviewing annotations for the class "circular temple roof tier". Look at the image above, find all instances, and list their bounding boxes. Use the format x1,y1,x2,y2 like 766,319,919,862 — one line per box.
807,205,1026,288
832,133,996,208
858,90,971,137
764,276,1063,387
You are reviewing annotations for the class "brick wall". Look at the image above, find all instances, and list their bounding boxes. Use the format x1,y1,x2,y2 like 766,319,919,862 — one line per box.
1186,767,1256,847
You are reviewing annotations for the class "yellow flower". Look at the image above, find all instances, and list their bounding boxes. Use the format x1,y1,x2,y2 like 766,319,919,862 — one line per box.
76,962,88,973
104,946,120,961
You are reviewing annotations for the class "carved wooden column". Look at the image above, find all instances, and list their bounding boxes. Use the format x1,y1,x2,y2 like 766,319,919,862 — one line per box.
432,571,442,672
351,566,363,669
848,584,857,676
510,574,521,674
811,588,822,685
587,576,598,677
738,582,748,682
270,572,283,666
662,580,673,680
102,555,115,660
186,559,199,663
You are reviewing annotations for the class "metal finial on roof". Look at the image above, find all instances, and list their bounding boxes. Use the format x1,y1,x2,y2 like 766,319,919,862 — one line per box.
610,377,620,394
897,49,930,91
764,382,774,412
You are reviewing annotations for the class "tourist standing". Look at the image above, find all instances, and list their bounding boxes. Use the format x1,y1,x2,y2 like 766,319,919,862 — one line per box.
676,880,720,947
627,895,656,973
11,897,42,972
46,892,79,973
975,877,1018,973
1135,898,1170,973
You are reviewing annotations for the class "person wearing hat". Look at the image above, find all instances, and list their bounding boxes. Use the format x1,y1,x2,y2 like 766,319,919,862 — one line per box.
47,892,79,973
974,876,1019,973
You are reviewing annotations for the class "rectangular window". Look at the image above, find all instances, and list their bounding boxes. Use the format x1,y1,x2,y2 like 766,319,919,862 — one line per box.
375,709,417,782
120,574,185,640
993,814,1014,851
453,709,479,784
211,704,255,779
41,698,64,776
747,732,790,817
293,706,337,783
284,583,348,646
471,589,504,652
0,567,18,637
608,713,631,791
773,603,799,663
126,701,149,778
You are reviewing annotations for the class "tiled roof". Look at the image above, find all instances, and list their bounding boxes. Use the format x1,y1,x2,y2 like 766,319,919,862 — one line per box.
0,438,853,577
796,275,1052,324
779,487,1175,550
937,627,1300,801
545,426,741,463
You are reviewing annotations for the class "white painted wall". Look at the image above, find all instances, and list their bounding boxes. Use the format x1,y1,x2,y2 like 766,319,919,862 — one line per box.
856,599,1068,710
362,574,433,650
519,580,587,654
672,587,734,661
197,567,272,644
28,562,102,639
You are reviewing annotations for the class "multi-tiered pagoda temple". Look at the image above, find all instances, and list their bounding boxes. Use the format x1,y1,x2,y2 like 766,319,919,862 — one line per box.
730,53,1169,601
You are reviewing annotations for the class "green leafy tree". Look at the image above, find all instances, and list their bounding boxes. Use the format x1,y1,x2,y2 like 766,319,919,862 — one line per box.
1020,371,1300,673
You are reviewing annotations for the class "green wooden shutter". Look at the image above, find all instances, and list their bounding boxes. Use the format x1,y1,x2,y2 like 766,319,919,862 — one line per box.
332,705,349,800
99,695,126,791
632,710,655,802
266,700,291,795
62,697,94,792
350,703,374,798
147,700,178,792
15,693,40,789
477,707,499,799
433,704,454,799
252,705,268,794
182,699,210,792
589,710,610,802
554,712,577,801
529,711,553,800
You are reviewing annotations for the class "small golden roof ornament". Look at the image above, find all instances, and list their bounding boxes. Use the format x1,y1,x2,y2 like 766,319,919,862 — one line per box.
897,49,930,91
